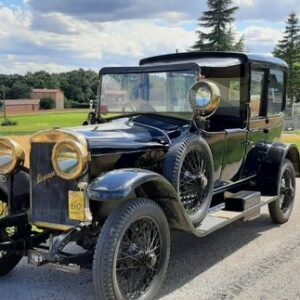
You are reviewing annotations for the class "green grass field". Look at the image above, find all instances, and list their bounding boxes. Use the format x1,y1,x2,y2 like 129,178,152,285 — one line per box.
0,111,88,135
0,111,299,151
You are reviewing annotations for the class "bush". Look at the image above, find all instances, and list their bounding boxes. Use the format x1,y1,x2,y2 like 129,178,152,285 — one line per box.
65,100,90,109
64,98,72,108
1,119,17,126
40,97,55,109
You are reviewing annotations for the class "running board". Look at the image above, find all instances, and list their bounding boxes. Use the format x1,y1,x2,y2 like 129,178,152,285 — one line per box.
194,196,277,237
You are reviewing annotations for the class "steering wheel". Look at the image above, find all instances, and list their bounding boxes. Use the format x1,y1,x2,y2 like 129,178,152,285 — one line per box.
122,101,156,113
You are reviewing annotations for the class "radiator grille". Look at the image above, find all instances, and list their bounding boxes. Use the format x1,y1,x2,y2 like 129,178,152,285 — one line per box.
30,142,79,227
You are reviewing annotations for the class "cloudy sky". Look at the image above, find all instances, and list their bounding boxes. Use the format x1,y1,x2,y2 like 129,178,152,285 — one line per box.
0,0,299,74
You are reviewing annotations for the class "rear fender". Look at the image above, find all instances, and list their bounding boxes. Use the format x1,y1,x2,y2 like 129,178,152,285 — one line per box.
259,142,300,195
87,168,193,231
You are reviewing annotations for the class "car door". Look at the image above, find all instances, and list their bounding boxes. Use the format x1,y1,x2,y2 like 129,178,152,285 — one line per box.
264,68,285,142
244,66,269,176
218,78,248,182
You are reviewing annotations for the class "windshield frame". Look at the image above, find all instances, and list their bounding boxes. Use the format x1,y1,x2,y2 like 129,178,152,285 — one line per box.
97,62,200,120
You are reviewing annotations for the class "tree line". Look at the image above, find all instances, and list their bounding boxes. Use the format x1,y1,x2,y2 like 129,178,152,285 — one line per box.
0,69,98,107
0,0,299,104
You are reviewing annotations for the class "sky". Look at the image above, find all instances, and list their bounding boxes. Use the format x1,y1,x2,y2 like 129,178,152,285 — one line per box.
0,0,299,74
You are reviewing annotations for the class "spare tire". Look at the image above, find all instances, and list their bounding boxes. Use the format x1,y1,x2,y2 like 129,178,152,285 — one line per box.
163,134,213,225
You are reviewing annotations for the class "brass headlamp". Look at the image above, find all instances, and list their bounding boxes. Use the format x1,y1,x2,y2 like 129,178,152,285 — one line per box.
0,138,25,175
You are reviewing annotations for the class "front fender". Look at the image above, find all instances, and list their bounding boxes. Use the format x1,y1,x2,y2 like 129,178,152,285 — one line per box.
259,142,300,195
87,168,193,231
0,167,30,214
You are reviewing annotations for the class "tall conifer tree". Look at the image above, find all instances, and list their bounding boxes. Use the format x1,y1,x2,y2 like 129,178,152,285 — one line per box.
273,13,300,102
192,0,245,52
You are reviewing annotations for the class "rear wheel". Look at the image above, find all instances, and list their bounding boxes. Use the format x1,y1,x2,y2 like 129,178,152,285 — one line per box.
0,197,22,276
93,198,170,300
268,159,296,224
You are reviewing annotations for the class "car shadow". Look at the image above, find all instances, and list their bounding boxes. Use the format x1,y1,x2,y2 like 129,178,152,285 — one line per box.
0,213,279,300
159,213,279,298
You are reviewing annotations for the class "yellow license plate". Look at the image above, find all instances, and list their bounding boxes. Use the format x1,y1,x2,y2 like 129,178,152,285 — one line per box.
68,191,85,221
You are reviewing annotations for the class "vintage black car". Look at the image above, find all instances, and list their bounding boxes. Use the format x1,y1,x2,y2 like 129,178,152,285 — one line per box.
0,52,299,300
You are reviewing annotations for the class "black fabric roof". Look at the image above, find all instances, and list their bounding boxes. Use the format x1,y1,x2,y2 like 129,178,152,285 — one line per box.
140,51,288,68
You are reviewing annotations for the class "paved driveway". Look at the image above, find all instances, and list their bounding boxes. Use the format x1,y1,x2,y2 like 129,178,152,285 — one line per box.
1,180,300,300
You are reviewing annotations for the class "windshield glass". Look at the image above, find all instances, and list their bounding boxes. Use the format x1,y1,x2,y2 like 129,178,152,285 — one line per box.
100,69,196,118
99,64,244,120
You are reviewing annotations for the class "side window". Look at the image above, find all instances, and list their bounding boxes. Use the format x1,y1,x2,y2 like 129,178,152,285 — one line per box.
250,70,264,117
267,69,284,116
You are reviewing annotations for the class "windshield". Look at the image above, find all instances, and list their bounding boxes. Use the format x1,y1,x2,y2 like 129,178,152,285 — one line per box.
99,64,244,120
100,69,197,118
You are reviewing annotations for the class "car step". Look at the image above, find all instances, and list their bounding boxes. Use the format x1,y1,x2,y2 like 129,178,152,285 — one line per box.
194,193,277,237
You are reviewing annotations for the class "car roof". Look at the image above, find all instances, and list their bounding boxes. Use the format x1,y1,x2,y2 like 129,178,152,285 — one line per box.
140,51,288,69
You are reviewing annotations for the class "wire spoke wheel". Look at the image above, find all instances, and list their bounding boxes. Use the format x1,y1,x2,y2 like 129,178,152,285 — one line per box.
163,134,213,225
93,198,170,300
115,218,162,299
0,200,12,260
269,159,296,224
179,148,209,215
0,199,18,259
0,197,22,277
279,169,295,214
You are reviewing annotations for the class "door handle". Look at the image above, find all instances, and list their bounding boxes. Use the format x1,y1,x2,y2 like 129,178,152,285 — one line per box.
241,141,255,148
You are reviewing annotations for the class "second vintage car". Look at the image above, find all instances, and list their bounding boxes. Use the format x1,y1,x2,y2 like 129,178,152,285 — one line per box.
0,51,299,299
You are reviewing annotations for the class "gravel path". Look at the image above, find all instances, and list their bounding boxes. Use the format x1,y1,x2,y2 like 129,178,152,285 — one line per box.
1,179,300,300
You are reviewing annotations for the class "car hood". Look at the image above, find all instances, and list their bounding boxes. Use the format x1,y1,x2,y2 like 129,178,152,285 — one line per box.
69,117,170,154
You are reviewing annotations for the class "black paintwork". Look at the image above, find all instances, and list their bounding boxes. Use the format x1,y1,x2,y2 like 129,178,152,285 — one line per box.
140,51,288,69
87,168,192,231
1,51,299,235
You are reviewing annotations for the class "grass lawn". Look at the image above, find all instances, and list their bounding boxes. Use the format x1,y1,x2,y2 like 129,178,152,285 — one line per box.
281,134,300,150
0,111,88,135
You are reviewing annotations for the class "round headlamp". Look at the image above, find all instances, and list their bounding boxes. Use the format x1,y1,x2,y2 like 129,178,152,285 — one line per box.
51,140,88,180
0,138,25,175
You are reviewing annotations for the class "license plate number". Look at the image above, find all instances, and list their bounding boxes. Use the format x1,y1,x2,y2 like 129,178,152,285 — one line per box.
68,191,85,221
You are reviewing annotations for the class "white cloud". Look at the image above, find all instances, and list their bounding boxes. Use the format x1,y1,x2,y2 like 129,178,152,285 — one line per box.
0,6,196,74
233,0,254,7
237,26,282,52
0,57,77,74
243,26,281,45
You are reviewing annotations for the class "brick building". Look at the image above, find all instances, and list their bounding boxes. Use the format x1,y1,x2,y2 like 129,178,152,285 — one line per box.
31,89,65,109
4,99,40,114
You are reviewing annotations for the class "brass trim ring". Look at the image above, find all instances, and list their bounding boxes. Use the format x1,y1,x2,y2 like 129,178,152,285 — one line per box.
51,139,89,180
0,137,25,175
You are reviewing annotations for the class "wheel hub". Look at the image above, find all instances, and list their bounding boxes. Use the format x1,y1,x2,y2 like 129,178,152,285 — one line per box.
199,174,208,188
145,252,157,269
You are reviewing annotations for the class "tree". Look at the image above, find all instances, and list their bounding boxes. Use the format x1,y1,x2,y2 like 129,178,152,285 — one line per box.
192,0,245,52
9,81,32,99
273,13,300,102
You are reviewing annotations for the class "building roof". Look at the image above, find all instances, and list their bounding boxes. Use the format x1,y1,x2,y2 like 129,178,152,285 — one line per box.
5,99,40,105
140,51,288,68
32,89,62,93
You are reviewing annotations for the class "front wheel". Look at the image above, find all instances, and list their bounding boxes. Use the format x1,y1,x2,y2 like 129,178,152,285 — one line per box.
268,159,296,224
93,198,170,300
0,198,23,276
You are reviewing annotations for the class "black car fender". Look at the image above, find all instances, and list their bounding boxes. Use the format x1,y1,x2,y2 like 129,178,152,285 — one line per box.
258,142,300,195
87,168,193,231
0,167,30,214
